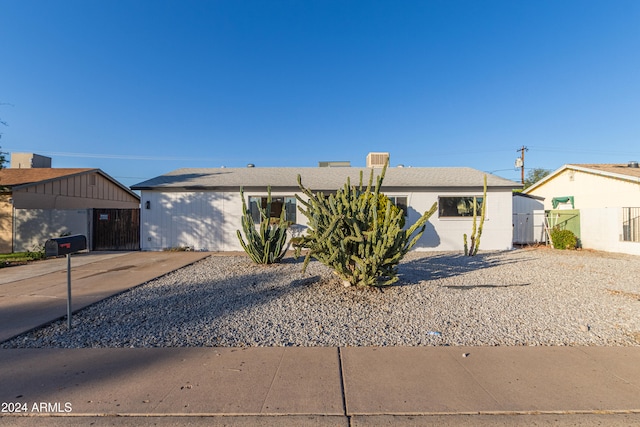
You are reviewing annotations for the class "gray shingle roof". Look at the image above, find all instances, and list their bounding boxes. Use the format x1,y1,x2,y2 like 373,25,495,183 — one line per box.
132,167,519,191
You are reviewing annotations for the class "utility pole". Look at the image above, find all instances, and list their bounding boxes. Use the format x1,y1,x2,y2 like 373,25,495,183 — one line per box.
516,146,528,185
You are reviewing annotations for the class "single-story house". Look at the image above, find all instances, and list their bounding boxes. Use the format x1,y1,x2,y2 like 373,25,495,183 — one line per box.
0,166,140,253
131,165,519,252
524,162,640,255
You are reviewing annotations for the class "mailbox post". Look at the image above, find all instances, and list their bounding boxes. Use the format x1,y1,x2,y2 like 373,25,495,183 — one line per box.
45,235,87,328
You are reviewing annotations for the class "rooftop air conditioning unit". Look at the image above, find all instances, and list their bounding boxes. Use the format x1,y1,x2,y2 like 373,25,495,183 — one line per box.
366,152,390,168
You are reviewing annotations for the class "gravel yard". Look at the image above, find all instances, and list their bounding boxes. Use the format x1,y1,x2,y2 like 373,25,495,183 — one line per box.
3,247,640,348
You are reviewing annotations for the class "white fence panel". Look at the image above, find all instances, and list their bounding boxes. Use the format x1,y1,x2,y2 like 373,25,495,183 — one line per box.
513,210,547,244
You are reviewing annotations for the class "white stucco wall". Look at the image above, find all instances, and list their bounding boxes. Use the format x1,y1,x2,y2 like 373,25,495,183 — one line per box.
580,208,640,256
139,189,514,252
527,169,640,210
405,189,513,251
140,191,237,251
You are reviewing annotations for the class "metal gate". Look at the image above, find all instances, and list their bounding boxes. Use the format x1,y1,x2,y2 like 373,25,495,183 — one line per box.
92,209,140,251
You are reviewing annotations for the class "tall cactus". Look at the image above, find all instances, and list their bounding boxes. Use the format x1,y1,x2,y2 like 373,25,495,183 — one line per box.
237,186,290,264
464,174,487,256
294,162,437,287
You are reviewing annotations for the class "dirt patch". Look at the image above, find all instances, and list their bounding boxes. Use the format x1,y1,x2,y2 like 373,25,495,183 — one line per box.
607,289,640,301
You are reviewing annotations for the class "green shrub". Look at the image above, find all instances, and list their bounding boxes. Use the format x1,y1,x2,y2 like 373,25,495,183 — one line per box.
26,244,46,260
550,227,578,250
294,163,436,287
0,250,45,267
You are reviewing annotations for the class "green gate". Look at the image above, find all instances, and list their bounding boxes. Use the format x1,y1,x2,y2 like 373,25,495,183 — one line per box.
547,209,581,242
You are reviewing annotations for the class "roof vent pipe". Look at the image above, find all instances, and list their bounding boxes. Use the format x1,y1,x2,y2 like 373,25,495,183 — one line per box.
628,161,639,168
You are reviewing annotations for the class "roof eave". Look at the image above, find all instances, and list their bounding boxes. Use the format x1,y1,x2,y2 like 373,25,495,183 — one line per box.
570,164,640,184
523,164,569,194
10,169,100,191
133,184,519,192
525,164,640,194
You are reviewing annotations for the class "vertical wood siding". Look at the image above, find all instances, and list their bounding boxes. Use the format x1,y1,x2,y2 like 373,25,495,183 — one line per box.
93,208,140,250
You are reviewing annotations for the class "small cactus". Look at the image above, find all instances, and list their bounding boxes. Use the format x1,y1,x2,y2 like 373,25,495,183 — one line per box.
464,175,487,256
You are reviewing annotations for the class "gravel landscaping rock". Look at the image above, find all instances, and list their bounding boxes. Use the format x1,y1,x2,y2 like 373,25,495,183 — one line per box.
3,248,640,348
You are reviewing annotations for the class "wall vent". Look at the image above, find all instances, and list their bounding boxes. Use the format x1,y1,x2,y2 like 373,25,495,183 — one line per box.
366,152,390,168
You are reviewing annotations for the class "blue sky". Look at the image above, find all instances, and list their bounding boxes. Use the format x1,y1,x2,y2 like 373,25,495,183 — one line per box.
2,0,639,188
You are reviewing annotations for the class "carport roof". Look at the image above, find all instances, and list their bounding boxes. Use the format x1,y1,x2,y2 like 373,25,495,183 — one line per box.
0,168,96,187
131,167,519,191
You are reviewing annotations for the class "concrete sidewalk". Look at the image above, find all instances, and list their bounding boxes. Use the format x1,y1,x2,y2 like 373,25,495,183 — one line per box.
1,347,639,426
1,252,639,426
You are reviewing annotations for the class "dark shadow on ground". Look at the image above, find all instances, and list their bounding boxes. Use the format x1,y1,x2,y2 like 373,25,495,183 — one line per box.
1,256,322,349
395,251,534,286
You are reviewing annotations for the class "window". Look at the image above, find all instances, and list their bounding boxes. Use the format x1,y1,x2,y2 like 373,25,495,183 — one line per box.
248,196,296,223
622,207,640,242
438,196,484,217
387,196,408,217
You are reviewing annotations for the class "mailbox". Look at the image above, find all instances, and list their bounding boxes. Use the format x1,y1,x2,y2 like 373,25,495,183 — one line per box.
45,235,87,257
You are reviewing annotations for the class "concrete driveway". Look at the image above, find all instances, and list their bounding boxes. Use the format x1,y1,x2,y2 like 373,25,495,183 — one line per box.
0,251,210,342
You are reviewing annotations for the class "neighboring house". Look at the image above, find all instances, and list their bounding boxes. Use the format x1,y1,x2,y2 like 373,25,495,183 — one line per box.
0,166,140,252
131,165,519,252
524,162,640,255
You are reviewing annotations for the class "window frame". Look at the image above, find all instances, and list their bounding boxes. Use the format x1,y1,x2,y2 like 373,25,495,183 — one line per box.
248,195,297,223
438,195,485,218
386,196,408,217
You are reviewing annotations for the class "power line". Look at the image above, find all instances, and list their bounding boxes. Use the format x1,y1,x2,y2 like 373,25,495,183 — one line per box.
528,146,640,155
5,149,224,162
7,147,518,162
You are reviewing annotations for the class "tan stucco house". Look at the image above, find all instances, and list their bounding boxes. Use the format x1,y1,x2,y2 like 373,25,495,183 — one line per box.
0,167,140,253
